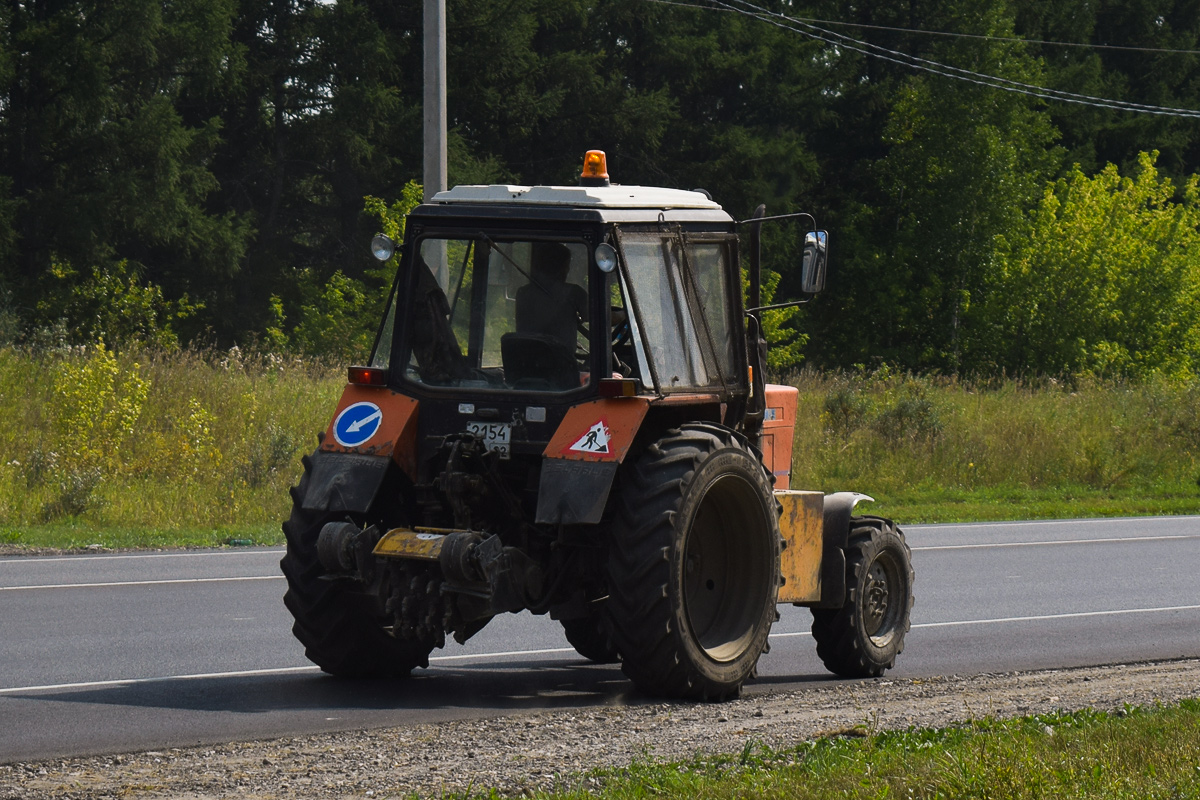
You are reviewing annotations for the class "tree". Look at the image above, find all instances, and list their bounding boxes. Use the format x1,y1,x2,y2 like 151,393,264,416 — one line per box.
1013,0,1200,181
200,0,443,343
984,151,1200,379
0,0,251,338
799,0,1062,372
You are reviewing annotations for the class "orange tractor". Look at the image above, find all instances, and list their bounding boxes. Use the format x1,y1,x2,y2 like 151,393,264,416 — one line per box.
281,151,913,699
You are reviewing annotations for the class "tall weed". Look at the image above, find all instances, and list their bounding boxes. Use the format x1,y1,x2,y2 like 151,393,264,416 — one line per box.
0,345,340,529
1,347,1196,534
23,343,149,518
791,368,1200,499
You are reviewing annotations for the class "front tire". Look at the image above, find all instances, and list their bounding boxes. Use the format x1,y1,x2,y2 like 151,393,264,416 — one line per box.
605,424,781,699
280,450,434,678
811,516,913,677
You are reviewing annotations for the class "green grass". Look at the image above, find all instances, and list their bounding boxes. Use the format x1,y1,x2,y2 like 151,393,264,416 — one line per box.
0,520,282,550
0,348,1198,551
787,369,1200,526
869,486,1200,525
489,703,1200,800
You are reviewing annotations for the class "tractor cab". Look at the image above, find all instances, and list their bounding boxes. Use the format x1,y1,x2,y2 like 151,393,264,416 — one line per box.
369,155,750,407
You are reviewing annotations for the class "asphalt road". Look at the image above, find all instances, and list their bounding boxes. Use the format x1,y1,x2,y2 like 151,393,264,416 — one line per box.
2,515,1198,763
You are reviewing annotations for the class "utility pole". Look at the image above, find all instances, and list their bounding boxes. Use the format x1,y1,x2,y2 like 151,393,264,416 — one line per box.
423,0,447,202
424,0,448,287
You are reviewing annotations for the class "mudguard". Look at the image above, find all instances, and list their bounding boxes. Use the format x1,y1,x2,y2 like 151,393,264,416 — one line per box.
816,492,874,608
301,450,391,514
535,459,620,525
319,384,420,480
776,490,824,603
303,383,420,514
535,397,650,525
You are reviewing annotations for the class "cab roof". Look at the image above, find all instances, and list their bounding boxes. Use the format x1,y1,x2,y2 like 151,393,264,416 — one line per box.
432,184,723,211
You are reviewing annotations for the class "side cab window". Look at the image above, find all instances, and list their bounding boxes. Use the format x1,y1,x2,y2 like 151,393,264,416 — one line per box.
616,230,740,393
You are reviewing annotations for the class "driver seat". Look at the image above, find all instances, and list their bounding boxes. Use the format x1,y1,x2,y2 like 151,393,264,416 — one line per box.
501,333,580,391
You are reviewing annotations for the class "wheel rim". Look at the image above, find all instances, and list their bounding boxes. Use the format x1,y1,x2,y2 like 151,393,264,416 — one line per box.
862,548,904,645
682,474,774,662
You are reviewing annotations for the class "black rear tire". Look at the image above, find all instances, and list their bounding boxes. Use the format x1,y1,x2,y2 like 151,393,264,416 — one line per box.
560,616,620,664
811,516,913,678
605,424,781,699
280,450,434,678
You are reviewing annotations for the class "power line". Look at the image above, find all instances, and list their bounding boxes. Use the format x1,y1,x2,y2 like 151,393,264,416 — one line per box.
645,0,1200,118
758,4,1200,116
786,15,1200,56
644,0,1200,55
646,0,737,12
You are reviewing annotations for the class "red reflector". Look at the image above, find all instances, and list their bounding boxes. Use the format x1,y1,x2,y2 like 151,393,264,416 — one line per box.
598,378,637,398
348,366,388,386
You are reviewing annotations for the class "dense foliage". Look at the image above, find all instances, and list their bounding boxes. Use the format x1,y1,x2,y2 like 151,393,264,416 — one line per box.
1,0,1198,378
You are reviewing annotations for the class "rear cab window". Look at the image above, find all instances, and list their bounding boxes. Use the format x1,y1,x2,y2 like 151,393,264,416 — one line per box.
402,235,594,394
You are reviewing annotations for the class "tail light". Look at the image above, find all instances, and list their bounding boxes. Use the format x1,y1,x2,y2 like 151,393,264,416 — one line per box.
598,378,638,398
348,366,388,386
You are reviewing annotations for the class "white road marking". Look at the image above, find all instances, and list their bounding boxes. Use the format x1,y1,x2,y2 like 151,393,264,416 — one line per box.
906,516,1200,531
913,534,1200,551
0,516,1194,568
3,517,1195,565
0,576,284,592
0,647,579,696
910,604,1200,628
4,606,1198,697
2,517,1196,565
429,647,577,663
769,603,1200,638
0,550,284,566
0,667,320,695
8,535,1192,585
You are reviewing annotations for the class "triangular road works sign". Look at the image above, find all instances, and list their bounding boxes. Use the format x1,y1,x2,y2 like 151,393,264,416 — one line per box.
567,420,611,454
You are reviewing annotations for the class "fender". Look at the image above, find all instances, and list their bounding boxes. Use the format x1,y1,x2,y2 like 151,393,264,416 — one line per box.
319,384,420,480
301,449,391,514
816,492,874,609
302,384,420,514
535,397,650,525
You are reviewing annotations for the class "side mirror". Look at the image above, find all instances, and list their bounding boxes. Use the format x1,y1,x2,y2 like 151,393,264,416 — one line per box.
801,231,828,294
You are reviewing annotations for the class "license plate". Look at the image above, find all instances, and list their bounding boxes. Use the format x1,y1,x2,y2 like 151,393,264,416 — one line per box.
466,421,511,458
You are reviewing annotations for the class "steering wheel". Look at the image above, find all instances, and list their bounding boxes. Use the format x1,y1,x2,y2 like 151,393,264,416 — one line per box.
610,307,631,348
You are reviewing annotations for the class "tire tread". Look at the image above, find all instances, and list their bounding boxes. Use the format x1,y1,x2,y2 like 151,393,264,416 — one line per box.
280,449,433,678
605,423,780,700
811,516,914,678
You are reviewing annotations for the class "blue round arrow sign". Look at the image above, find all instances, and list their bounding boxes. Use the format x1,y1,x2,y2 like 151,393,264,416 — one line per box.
333,401,383,447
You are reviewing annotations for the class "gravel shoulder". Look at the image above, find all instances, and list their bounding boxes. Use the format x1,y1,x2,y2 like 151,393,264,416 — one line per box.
4,658,1198,800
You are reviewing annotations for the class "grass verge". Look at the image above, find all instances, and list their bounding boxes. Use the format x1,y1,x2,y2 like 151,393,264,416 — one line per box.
516,703,1200,800
788,368,1200,525
5,486,1198,552
0,520,283,551
869,486,1200,525
1,349,1198,551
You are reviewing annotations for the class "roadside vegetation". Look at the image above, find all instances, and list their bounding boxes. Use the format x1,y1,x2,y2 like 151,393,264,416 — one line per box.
0,345,340,549
790,367,1200,523
0,346,1197,550
517,702,1200,800
3,2,1200,549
